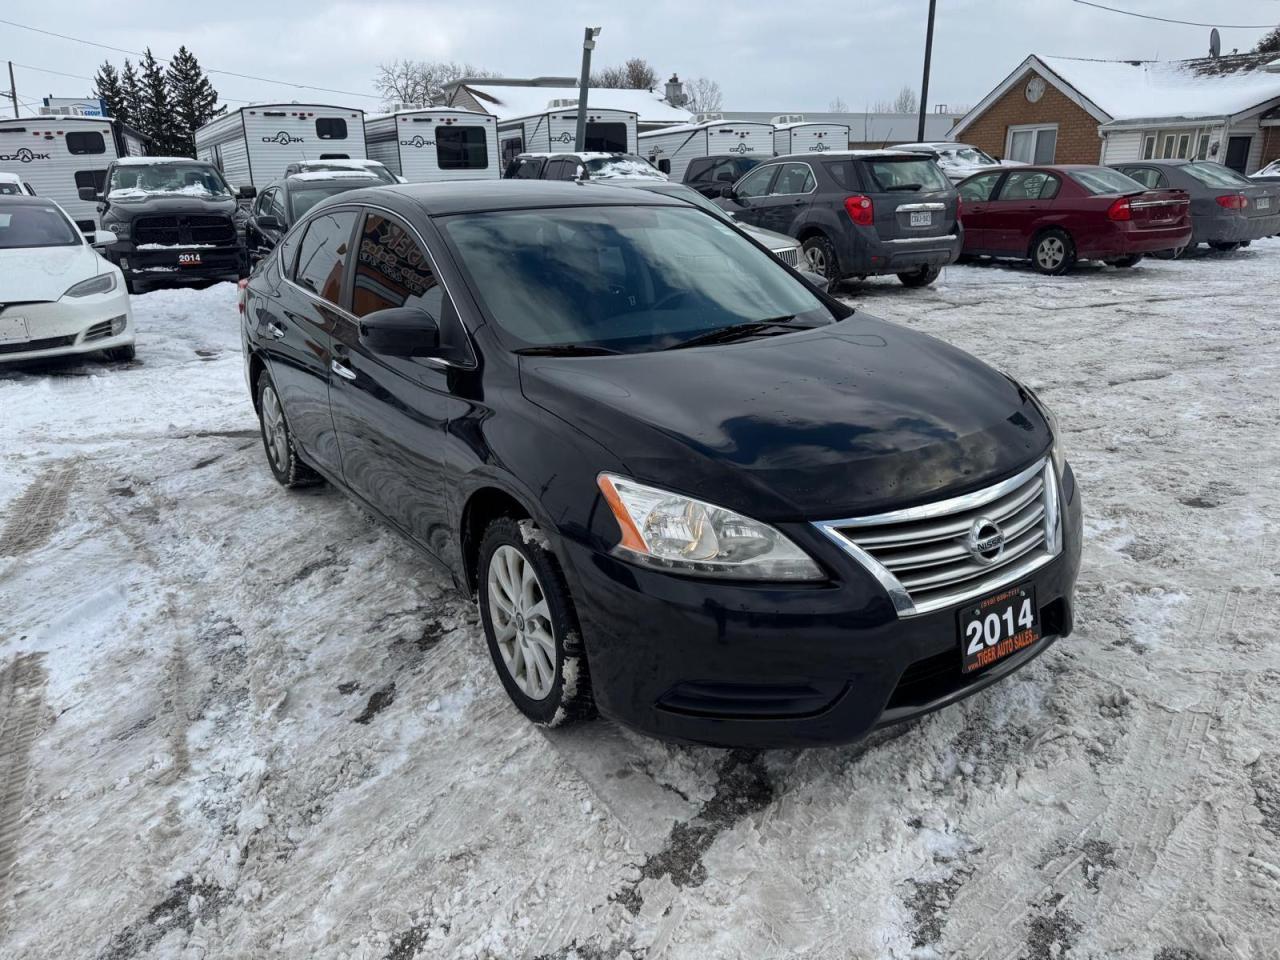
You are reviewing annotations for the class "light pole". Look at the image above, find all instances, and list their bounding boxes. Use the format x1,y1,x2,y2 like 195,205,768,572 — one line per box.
575,27,602,152
917,0,937,141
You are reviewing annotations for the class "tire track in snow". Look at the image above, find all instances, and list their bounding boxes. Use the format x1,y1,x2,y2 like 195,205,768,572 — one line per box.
0,653,48,938
0,464,76,557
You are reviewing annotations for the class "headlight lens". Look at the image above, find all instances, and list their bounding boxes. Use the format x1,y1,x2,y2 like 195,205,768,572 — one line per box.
103,219,129,242
597,474,823,581
63,272,118,298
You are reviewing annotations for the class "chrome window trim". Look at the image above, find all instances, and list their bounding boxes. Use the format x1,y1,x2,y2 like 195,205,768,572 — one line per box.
896,202,946,212
884,234,958,245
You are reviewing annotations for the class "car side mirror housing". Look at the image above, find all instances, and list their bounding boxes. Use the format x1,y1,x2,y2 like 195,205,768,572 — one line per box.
239,185,257,199
797,268,832,293
78,186,102,202
716,171,734,182
358,307,439,358
256,215,282,231
92,229,118,247
719,185,736,199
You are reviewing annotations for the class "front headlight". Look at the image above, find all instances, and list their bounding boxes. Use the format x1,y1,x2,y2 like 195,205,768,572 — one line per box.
103,219,129,242
63,272,118,298
597,474,823,581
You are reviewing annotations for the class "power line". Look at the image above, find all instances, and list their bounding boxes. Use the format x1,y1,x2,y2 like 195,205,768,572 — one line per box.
0,17,382,100
1068,0,1275,29
2,58,255,103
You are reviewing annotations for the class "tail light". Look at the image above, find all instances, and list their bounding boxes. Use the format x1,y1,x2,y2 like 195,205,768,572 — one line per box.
237,278,250,315
844,195,874,226
1106,197,1132,221
1216,194,1248,210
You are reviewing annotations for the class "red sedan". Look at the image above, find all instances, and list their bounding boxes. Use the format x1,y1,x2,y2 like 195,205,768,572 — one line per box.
955,165,1192,274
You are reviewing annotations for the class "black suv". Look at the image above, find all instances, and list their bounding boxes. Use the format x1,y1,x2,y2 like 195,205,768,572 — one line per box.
717,150,963,287
503,152,664,181
241,181,1079,748
683,154,763,198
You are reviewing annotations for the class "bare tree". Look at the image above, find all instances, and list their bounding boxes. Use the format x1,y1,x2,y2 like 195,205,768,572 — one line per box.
684,76,723,115
591,64,628,88
374,60,501,106
893,85,918,114
828,95,849,112
592,57,660,89
871,99,894,113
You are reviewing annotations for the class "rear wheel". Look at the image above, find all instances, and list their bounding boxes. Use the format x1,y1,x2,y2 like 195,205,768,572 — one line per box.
1108,255,1142,268
1209,241,1242,252
897,265,941,287
255,373,322,488
1031,229,1075,275
801,235,840,281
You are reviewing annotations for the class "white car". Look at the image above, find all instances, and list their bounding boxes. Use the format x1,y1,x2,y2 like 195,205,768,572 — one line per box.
0,171,37,196
896,142,1022,182
0,197,135,364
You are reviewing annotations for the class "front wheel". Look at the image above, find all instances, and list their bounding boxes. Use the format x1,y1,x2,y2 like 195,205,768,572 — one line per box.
897,265,941,287
801,235,840,281
1031,230,1075,275
255,372,322,488
478,517,595,728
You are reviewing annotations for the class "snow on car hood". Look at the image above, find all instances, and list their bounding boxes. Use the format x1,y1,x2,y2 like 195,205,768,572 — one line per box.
0,243,107,301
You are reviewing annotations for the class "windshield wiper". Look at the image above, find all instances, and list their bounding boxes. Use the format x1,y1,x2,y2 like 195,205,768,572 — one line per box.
514,344,621,356
668,316,803,350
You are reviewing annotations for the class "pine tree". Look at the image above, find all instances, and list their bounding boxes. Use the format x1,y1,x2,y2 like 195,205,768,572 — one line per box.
1257,25,1280,54
93,62,127,124
120,60,143,133
138,48,175,155
166,46,218,156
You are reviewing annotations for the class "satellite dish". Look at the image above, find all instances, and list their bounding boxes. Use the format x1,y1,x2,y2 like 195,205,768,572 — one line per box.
1210,28,1221,58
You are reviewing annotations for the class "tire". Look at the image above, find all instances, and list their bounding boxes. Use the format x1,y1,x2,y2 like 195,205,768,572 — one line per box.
103,344,136,362
1108,255,1142,268
801,234,840,281
123,273,142,295
1209,241,1242,252
255,371,322,488
1030,229,1075,275
897,264,941,287
477,517,596,728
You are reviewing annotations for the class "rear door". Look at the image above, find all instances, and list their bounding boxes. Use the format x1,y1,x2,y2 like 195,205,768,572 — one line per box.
956,170,1004,249
987,169,1060,252
858,155,957,243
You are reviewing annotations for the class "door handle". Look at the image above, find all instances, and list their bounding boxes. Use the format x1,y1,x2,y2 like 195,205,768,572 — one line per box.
266,321,286,340
330,359,356,381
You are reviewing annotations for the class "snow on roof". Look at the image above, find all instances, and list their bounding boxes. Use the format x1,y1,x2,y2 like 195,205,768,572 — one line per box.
289,170,381,182
640,117,773,136
115,156,206,166
367,107,493,122
773,120,850,131
460,84,692,123
1040,54,1280,122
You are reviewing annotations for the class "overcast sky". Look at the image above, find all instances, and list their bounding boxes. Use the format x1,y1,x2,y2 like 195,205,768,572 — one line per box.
3,0,1277,116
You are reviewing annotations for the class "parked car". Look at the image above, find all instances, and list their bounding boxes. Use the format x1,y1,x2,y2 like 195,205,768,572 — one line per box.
716,150,962,288
1108,160,1280,255
0,171,37,196
79,157,254,292
1250,159,1280,183
284,158,404,185
246,171,383,266
0,196,134,363
896,142,1015,182
955,165,1191,274
503,152,665,181
240,180,1081,748
682,154,764,199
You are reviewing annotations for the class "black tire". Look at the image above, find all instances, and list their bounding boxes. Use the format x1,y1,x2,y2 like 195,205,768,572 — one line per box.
123,273,142,295
801,234,841,281
1108,255,1142,268
897,264,941,287
477,517,596,728
103,344,136,362
255,371,322,488
1209,241,1242,252
1030,229,1075,275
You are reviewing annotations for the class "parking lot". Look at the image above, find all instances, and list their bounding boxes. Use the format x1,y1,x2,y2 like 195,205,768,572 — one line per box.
2,241,1278,959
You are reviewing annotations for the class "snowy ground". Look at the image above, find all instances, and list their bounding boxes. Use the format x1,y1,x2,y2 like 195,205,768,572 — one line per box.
1,242,1278,960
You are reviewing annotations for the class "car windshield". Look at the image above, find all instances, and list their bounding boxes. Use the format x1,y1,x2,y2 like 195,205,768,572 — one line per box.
289,180,377,219
107,162,232,199
584,155,664,180
1071,168,1145,195
1184,162,1253,188
864,157,951,192
0,205,80,249
1254,160,1280,178
442,205,831,354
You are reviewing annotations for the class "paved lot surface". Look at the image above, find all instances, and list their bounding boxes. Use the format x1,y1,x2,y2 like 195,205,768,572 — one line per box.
1,242,1278,960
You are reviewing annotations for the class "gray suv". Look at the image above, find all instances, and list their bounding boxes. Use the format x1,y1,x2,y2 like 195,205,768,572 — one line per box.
716,150,963,287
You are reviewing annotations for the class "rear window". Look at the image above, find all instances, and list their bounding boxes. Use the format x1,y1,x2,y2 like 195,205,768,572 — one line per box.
316,118,348,140
1071,168,1145,195
863,157,950,192
1183,162,1252,188
66,131,106,155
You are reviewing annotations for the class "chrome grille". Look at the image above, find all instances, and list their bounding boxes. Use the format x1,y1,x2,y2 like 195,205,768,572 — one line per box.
815,458,1061,617
775,246,800,266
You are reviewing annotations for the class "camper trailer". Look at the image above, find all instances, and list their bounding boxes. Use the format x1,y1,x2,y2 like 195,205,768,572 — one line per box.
0,116,147,232
638,116,774,181
497,104,638,168
366,108,499,182
772,118,851,156
194,104,368,189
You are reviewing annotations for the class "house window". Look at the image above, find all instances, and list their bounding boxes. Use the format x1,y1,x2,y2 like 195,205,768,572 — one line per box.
1157,130,1194,160
1142,135,1156,160
1196,134,1210,160
1006,124,1057,164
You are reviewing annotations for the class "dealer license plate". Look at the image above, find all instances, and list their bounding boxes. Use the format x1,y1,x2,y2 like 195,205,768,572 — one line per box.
1257,196,1271,211
0,315,30,342
178,252,203,267
910,211,932,227
959,583,1039,674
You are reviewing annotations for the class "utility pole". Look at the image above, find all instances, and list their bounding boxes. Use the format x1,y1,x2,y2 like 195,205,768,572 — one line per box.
917,0,937,141
575,27,602,152
7,61,18,118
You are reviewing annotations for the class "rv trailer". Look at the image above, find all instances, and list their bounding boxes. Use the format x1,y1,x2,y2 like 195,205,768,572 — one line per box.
638,116,774,182
497,104,638,168
365,108,499,182
772,118,851,156
195,104,368,189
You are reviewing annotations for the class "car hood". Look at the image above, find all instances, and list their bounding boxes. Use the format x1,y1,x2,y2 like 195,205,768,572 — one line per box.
0,244,105,301
518,315,1051,520
102,193,238,220
738,220,798,252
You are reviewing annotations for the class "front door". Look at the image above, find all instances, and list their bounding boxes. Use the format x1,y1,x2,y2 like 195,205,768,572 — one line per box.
725,162,780,228
751,161,815,235
987,170,1060,252
1225,136,1251,174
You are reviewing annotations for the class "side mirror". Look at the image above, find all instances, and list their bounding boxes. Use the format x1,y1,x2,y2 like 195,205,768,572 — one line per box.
797,268,832,293
239,185,257,199
92,229,118,247
719,185,735,199
716,171,735,182
358,307,439,358
78,187,102,202
256,215,282,231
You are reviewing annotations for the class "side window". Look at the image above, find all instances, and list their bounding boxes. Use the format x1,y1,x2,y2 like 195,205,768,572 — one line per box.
316,118,348,140
501,136,524,167
255,189,274,216
656,158,671,175
352,213,439,318
686,158,710,181
958,172,1001,201
436,126,489,170
735,164,777,198
996,171,1053,201
510,158,543,179
770,163,814,195
732,157,762,177
66,131,106,155
279,224,302,275
294,209,358,305
269,190,288,221
1123,167,1163,189
823,159,856,189
74,170,107,195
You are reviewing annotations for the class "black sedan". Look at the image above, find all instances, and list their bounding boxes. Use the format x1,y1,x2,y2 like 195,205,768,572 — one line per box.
244,171,383,266
239,181,1081,748
1108,159,1280,255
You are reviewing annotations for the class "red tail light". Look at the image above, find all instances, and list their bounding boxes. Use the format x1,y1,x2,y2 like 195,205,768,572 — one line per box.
237,278,250,314
1216,194,1248,210
844,195,874,226
1106,197,1131,221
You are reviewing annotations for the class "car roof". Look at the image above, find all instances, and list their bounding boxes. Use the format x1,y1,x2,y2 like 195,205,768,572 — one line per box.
771,149,919,162
326,180,684,217
515,152,636,161
1112,159,1195,167
0,195,56,207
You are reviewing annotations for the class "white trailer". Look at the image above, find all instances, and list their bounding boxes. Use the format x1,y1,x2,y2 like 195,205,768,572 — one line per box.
639,118,774,181
0,116,147,232
773,120,851,157
366,108,499,182
194,103,367,189
497,105,638,168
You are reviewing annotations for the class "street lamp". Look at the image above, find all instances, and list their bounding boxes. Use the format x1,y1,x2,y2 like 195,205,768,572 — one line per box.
576,27,602,152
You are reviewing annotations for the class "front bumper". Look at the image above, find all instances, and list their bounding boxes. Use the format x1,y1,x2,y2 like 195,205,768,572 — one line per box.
106,241,245,284
0,290,134,364
561,464,1082,749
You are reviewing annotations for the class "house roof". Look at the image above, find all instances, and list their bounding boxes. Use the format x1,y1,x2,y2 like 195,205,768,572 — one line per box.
452,84,692,124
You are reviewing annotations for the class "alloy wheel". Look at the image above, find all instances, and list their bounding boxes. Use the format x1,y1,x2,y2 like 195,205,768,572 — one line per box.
487,544,556,700
260,385,289,474
805,246,828,276
1036,237,1065,270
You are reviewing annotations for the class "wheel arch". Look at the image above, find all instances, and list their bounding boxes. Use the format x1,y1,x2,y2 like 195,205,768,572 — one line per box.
247,350,269,414
460,485,535,596
1027,224,1073,262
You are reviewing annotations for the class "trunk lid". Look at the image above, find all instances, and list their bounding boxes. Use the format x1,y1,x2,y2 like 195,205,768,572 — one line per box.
1126,189,1189,229
856,155,959,241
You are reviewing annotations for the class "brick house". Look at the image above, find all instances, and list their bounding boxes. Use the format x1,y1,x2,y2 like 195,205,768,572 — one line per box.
952,53,1280,174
